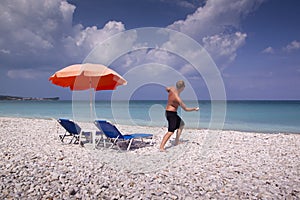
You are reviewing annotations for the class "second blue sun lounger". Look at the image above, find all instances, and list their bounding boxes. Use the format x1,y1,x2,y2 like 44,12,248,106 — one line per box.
94,120,153,151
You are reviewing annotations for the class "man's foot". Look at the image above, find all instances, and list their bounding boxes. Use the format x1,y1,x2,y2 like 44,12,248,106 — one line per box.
159,148,167,152
174,141,182,146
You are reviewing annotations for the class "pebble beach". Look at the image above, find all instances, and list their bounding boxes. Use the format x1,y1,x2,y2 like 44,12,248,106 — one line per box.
0,117,299,199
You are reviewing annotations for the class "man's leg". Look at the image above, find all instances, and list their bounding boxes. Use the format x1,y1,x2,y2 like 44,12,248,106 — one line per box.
160,131,174,151
175,120,185,145
175,126,184,145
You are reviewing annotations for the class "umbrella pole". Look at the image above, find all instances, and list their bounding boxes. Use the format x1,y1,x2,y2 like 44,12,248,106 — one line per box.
90,89,92,121
89,78,93,121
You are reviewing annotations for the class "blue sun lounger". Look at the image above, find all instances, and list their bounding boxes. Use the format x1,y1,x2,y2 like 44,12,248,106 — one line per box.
57,118,82,144
58,118,102,145
94,120,153,151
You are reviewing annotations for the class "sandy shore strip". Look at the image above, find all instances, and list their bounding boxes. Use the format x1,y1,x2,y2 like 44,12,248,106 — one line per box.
0,117,299,199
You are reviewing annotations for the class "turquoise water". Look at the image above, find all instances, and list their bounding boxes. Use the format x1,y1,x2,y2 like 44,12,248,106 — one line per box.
0,100,299,133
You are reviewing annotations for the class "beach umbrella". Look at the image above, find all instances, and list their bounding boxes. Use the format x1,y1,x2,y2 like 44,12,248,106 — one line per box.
49,63,127,90
49,63,127,118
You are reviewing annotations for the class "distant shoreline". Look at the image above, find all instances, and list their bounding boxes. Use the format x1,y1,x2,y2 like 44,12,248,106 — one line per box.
0,95,59,101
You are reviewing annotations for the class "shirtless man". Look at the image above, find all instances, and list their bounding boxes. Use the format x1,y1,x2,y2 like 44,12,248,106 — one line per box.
160,80,199,151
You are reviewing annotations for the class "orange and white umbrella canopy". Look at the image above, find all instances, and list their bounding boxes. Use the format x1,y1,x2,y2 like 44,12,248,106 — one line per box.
49,63,127,91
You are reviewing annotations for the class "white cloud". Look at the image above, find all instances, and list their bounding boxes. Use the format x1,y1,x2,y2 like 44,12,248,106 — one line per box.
85,0,263,81
0,0,266,82
168,0,266,37
262,46,274,54
83,27,136,66
179,63,196,76
113,48,180,75
59,1,76,24
202,32,247,67
177,1,197,9
284,40,300,52
0,0,125,73
0,0,74,53
113,63,198,100
168,0,266,66
0,49,10,54
73,22,125,49
64,21,125,60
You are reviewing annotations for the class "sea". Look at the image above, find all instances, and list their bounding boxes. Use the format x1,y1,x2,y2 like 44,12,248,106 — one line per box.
0,100,299,134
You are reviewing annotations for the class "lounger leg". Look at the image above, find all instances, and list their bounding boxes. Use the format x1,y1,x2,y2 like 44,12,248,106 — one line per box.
92,131,96,149
59,134,65,142
103,135,106,147
109,136,120,150
96,134,101,146
79,131,83,146
109,138,117,148
111,139,122,151
150,137,154,145
98,134,107,148
69,136,73,144
74,135,80,144
59,130,68,143
127,139,133,151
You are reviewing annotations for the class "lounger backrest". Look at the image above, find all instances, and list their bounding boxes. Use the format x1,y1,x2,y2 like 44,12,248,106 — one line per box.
94,120,123,139
58,118,81,135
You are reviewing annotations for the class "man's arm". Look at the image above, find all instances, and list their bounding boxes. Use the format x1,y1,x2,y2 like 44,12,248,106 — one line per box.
178,96,199,111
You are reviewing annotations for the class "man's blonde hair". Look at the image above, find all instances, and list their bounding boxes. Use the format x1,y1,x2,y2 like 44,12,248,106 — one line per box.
176,80,185,89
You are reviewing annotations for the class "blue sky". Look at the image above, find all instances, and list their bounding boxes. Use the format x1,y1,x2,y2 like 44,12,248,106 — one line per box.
0,0,299,100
